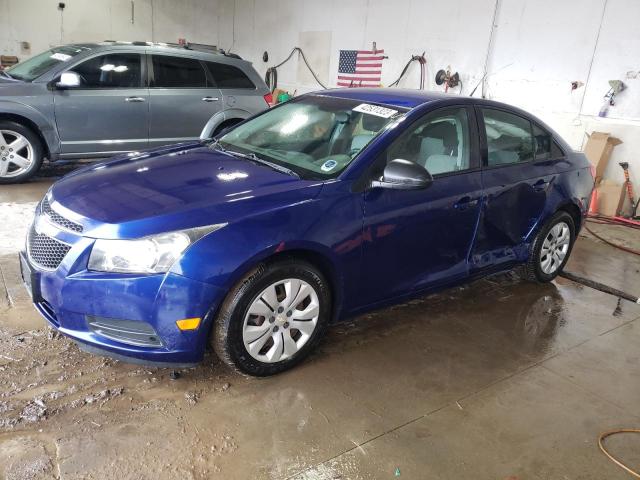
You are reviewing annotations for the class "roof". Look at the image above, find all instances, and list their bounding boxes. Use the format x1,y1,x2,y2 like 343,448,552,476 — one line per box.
315,88,457,109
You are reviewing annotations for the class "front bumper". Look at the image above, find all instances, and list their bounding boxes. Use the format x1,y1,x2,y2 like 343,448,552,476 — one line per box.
20,247,225,367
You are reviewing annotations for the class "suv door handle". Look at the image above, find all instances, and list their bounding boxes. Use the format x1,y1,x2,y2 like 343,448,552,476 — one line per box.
202,96,219,102
453,196,479,210
533,179,550,191
125,96,146,103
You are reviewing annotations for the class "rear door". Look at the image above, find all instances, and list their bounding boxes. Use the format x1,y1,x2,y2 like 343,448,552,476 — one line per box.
54,51,148,154
359,106,483,306
472,107,555,272
148,53,222,147
204,60,262,116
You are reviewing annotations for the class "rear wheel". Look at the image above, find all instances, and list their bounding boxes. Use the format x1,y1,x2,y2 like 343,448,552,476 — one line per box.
212,260,331,376
0,121,44,184
521,211,575,283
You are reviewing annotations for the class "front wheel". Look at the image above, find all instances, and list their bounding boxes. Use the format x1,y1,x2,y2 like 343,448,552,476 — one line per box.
0,121,44,184
521,211,576,283
212,260,331,376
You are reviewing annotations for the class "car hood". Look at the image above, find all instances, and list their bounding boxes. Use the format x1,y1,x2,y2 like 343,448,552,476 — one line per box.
50,143,324,239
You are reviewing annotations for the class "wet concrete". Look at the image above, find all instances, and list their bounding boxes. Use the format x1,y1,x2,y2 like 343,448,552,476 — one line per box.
1,167,639,479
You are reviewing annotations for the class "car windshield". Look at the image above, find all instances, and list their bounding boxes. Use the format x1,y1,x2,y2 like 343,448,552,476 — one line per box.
217,95,407,180
6,45,89,81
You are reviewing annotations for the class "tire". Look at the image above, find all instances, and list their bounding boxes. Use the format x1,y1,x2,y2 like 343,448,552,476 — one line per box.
0,121,45,184
212,119,242,137
212,259,331,376
521,211,576,283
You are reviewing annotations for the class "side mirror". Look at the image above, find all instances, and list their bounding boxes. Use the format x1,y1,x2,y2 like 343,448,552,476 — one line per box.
371,159,433,190
55,71,81,89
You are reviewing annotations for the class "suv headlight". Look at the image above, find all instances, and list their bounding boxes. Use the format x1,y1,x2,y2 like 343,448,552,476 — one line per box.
88,224,226,274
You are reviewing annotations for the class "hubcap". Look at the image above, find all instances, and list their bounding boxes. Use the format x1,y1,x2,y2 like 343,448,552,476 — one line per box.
242,278,320,363
0,130,34,178
540,221,570,274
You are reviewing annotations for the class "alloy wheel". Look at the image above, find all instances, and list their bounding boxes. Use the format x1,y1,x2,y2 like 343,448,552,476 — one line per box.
242,278,320,363
0,130,34,178
540,221,570,274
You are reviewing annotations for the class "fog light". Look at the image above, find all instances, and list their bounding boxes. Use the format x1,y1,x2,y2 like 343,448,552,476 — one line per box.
176,317,201,331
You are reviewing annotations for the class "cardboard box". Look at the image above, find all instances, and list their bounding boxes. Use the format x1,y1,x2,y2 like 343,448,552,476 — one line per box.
583,131,622,184
595,180,625,217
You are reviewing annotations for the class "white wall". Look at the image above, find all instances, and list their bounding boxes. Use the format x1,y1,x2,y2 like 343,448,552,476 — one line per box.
1,0,639,184
0,0,221,56
215,0,640,184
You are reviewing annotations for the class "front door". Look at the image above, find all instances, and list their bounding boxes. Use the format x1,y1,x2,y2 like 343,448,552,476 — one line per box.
360,106,483,306
148,54,222,147
54,52,148,154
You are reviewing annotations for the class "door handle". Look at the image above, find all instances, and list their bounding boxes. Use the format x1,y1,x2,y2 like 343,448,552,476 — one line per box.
533,179,550,192
453,196,479,210
202,96,219,102
125,96,146,102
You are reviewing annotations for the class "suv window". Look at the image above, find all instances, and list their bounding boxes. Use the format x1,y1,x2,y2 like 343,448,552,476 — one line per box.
151,55,207,88
71,53,142,88
205,61,255,89
481,108,534,166
383,107,471,176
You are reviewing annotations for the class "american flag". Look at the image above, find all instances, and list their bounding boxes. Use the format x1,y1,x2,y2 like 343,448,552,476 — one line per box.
337,49,384,88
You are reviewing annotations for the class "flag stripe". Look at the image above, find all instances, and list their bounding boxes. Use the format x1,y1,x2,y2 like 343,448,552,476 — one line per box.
338,77,381,82
337,82,381,87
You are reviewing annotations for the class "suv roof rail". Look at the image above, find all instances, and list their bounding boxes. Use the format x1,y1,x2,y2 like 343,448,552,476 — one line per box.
101,40,243,59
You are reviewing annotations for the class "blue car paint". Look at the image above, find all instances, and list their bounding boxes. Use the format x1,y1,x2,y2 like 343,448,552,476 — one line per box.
23,89,594,366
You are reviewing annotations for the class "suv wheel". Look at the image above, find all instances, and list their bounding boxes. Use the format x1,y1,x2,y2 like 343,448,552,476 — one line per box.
521,211,575,283
212,259,331,376
0,121,44,184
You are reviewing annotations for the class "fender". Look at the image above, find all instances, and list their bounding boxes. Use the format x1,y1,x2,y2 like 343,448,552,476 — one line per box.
0,99,61,157
199,107,253,139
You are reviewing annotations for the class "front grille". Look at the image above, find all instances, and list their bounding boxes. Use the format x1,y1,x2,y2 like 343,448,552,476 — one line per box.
27,226,71,270
87,316,163,347
41,198,83,233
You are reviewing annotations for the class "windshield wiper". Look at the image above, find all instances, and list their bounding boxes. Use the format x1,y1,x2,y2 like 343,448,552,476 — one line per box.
239,152,301,179
0,70,13,79
208,138,228,152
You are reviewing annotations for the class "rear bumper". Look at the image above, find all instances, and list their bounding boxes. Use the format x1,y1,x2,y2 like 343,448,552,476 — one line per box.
22,251,225,366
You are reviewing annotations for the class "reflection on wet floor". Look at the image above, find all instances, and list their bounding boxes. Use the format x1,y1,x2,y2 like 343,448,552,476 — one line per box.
0,165,639,479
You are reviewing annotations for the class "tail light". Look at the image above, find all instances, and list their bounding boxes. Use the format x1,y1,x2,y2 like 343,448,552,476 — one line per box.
263,92,274,107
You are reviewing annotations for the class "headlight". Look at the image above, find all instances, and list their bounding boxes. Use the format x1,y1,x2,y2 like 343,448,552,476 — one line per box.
88,224,226,274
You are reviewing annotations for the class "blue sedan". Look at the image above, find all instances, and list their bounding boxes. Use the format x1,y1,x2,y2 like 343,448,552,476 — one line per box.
20,89,594,376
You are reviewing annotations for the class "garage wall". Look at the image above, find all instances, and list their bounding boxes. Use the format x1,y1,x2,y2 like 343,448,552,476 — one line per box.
216,0,640,184
0,0,221,56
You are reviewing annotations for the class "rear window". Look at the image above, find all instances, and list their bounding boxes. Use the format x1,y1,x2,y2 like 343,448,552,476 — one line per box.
205,61,255,89
151,55,207,88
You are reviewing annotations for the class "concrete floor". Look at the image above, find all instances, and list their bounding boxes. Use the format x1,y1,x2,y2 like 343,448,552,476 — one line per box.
1,165,639,479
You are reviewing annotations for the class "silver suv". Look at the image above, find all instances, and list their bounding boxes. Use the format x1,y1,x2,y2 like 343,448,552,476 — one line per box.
0,41,270,183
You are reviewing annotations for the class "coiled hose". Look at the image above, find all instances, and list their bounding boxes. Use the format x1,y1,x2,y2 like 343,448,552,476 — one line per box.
265,47,327,92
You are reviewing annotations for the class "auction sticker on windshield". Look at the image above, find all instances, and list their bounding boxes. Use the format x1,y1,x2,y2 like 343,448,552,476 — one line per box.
50,53,72,61
353,103,398,118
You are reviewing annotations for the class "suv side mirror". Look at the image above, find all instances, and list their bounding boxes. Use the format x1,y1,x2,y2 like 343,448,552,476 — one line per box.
55,71,81,89
371,159,433,190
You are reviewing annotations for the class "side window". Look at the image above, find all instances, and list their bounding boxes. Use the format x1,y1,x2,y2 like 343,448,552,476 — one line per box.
71,53,142,88
383,107,471,176
151,55,207,88
205,61,255,89
481,109,534,166
533,123,552,160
